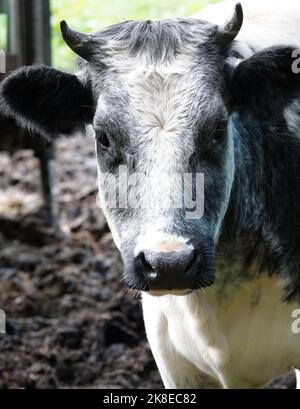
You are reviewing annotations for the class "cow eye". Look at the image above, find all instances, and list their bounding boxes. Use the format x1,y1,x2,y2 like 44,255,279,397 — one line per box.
212,123,226,144
96,130,110,149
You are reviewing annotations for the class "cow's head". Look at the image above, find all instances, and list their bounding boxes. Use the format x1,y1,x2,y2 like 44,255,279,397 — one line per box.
1,4,300,295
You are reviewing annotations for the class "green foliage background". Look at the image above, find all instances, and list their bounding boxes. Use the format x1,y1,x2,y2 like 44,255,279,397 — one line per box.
0,14,6,50
51,0,220,71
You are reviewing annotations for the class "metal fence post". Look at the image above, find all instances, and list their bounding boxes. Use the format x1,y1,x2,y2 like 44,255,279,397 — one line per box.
7,0,56,226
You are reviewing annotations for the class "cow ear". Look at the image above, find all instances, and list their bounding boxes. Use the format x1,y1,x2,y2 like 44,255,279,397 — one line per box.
227,46,300,115
0,65,94,139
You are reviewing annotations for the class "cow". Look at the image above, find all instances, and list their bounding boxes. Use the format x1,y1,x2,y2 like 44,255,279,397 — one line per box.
1,0,300,389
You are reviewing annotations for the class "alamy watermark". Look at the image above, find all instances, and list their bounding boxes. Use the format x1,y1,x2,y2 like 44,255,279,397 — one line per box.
291,309,300,334
0,309,6,334
292,49,300,74
0,49,6,74
99,166,205,220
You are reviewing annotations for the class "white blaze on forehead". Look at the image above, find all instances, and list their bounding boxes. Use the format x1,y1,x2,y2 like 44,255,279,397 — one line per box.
98,59,201,225
127,69,199,132
120,51,211,132
94,26,221,243
97,54,207,131
98,26,213,132
95,50,219,242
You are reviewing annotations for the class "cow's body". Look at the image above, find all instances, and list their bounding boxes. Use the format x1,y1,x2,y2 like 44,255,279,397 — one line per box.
198,0,300,52
2,0,300,389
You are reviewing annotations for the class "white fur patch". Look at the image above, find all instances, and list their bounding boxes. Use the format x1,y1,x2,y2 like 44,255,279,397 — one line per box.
197,0,300,51
143,274,300,388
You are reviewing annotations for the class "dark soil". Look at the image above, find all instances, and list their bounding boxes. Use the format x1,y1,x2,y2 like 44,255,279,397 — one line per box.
0,134,162,389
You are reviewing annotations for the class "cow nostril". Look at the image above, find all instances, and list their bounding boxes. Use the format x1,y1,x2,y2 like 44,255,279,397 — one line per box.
138,252,158,281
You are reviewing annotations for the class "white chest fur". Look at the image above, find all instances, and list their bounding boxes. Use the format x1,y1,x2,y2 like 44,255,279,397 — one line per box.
142,275,300,388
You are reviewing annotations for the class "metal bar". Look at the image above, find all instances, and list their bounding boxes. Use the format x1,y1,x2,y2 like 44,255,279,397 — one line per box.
7,0,51,65
37,145,57,229
0,0,5,13
6,0,56,226
7,0,24,65
32,0,51,65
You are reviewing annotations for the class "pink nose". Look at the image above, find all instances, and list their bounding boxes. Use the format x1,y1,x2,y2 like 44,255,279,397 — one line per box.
144,239,188,254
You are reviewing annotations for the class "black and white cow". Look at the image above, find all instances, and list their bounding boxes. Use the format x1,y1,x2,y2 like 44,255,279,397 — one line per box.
2,0,300,388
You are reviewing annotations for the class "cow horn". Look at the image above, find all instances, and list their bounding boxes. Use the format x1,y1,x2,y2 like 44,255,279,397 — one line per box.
60,20,96,62
218,3,243,48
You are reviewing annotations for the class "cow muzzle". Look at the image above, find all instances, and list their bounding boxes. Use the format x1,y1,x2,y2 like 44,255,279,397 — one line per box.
124,235,214,295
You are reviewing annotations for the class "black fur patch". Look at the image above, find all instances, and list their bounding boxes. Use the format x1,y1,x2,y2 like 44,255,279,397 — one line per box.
228,46,300,115
0,65,94,139
219,47,300,301
222,109,300,301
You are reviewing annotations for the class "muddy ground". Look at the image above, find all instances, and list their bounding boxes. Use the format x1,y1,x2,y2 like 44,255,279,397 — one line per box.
0,134,162,389
0,134,296,389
